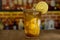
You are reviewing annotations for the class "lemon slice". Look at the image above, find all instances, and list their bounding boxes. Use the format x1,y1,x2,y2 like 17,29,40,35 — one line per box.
35,1,48,14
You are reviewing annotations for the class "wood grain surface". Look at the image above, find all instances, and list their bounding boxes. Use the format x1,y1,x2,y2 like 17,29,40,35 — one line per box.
0,30,60,40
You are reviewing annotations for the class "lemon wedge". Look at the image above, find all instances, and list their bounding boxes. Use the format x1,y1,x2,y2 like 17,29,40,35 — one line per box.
35,1,48,14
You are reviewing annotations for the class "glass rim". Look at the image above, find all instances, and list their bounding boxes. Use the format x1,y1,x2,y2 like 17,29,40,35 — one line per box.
23,9,40,12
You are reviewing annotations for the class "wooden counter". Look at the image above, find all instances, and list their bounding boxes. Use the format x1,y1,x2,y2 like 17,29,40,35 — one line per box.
0,30,60,40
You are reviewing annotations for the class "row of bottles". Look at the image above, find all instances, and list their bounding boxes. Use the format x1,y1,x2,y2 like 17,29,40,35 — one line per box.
2,0,38,10
2,0,60,11
0,18,24,30
0,18,56,30
47,0,60,11
41,18,55,30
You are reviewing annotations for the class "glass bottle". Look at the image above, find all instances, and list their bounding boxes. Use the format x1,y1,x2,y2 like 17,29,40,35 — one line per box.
5,0,10,10
18,19,24,30
4,20,9,30
9,0,15,10
0,19,4,30
13,22,17,30
33,0,37,8
17,0,23,10
23,0,27,9
2,0,7,10
13,0,18,10
27,0,33,9
50,0,56,10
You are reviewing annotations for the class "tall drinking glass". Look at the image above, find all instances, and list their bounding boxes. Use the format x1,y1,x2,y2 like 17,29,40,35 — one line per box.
24,9,41,37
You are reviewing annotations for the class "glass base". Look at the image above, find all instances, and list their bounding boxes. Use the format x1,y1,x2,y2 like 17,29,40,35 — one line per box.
25,34,40,40
25,33,40,38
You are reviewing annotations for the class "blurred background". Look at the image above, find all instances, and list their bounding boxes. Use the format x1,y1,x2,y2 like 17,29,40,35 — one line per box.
0,0,60,30
0,0,60,40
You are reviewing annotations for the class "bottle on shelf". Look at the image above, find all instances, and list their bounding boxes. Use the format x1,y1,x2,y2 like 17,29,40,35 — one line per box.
4,20,9,30
55,3,60,10
27,0,33,9
9,0,15,10
13,24,17,30
2,0,10,10
13,21,17,30
13,19,18,30
2,0,6,10
23,0,27,9
33,0,37,8
13,0,17,10
0,19,4,30
50,0,56,10
17,0,23,10
18,19,24,30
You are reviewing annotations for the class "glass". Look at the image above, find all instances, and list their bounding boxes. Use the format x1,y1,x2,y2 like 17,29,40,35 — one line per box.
23,9,40,37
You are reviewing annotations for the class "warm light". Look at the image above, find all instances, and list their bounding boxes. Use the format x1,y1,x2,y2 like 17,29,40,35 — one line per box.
5,6,10,10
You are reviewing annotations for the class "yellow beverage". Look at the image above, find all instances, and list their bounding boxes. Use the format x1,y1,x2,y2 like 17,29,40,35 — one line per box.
24,1,48,37
24,13,40,37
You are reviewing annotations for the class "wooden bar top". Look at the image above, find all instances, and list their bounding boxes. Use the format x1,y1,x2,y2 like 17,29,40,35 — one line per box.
0,30,60,40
